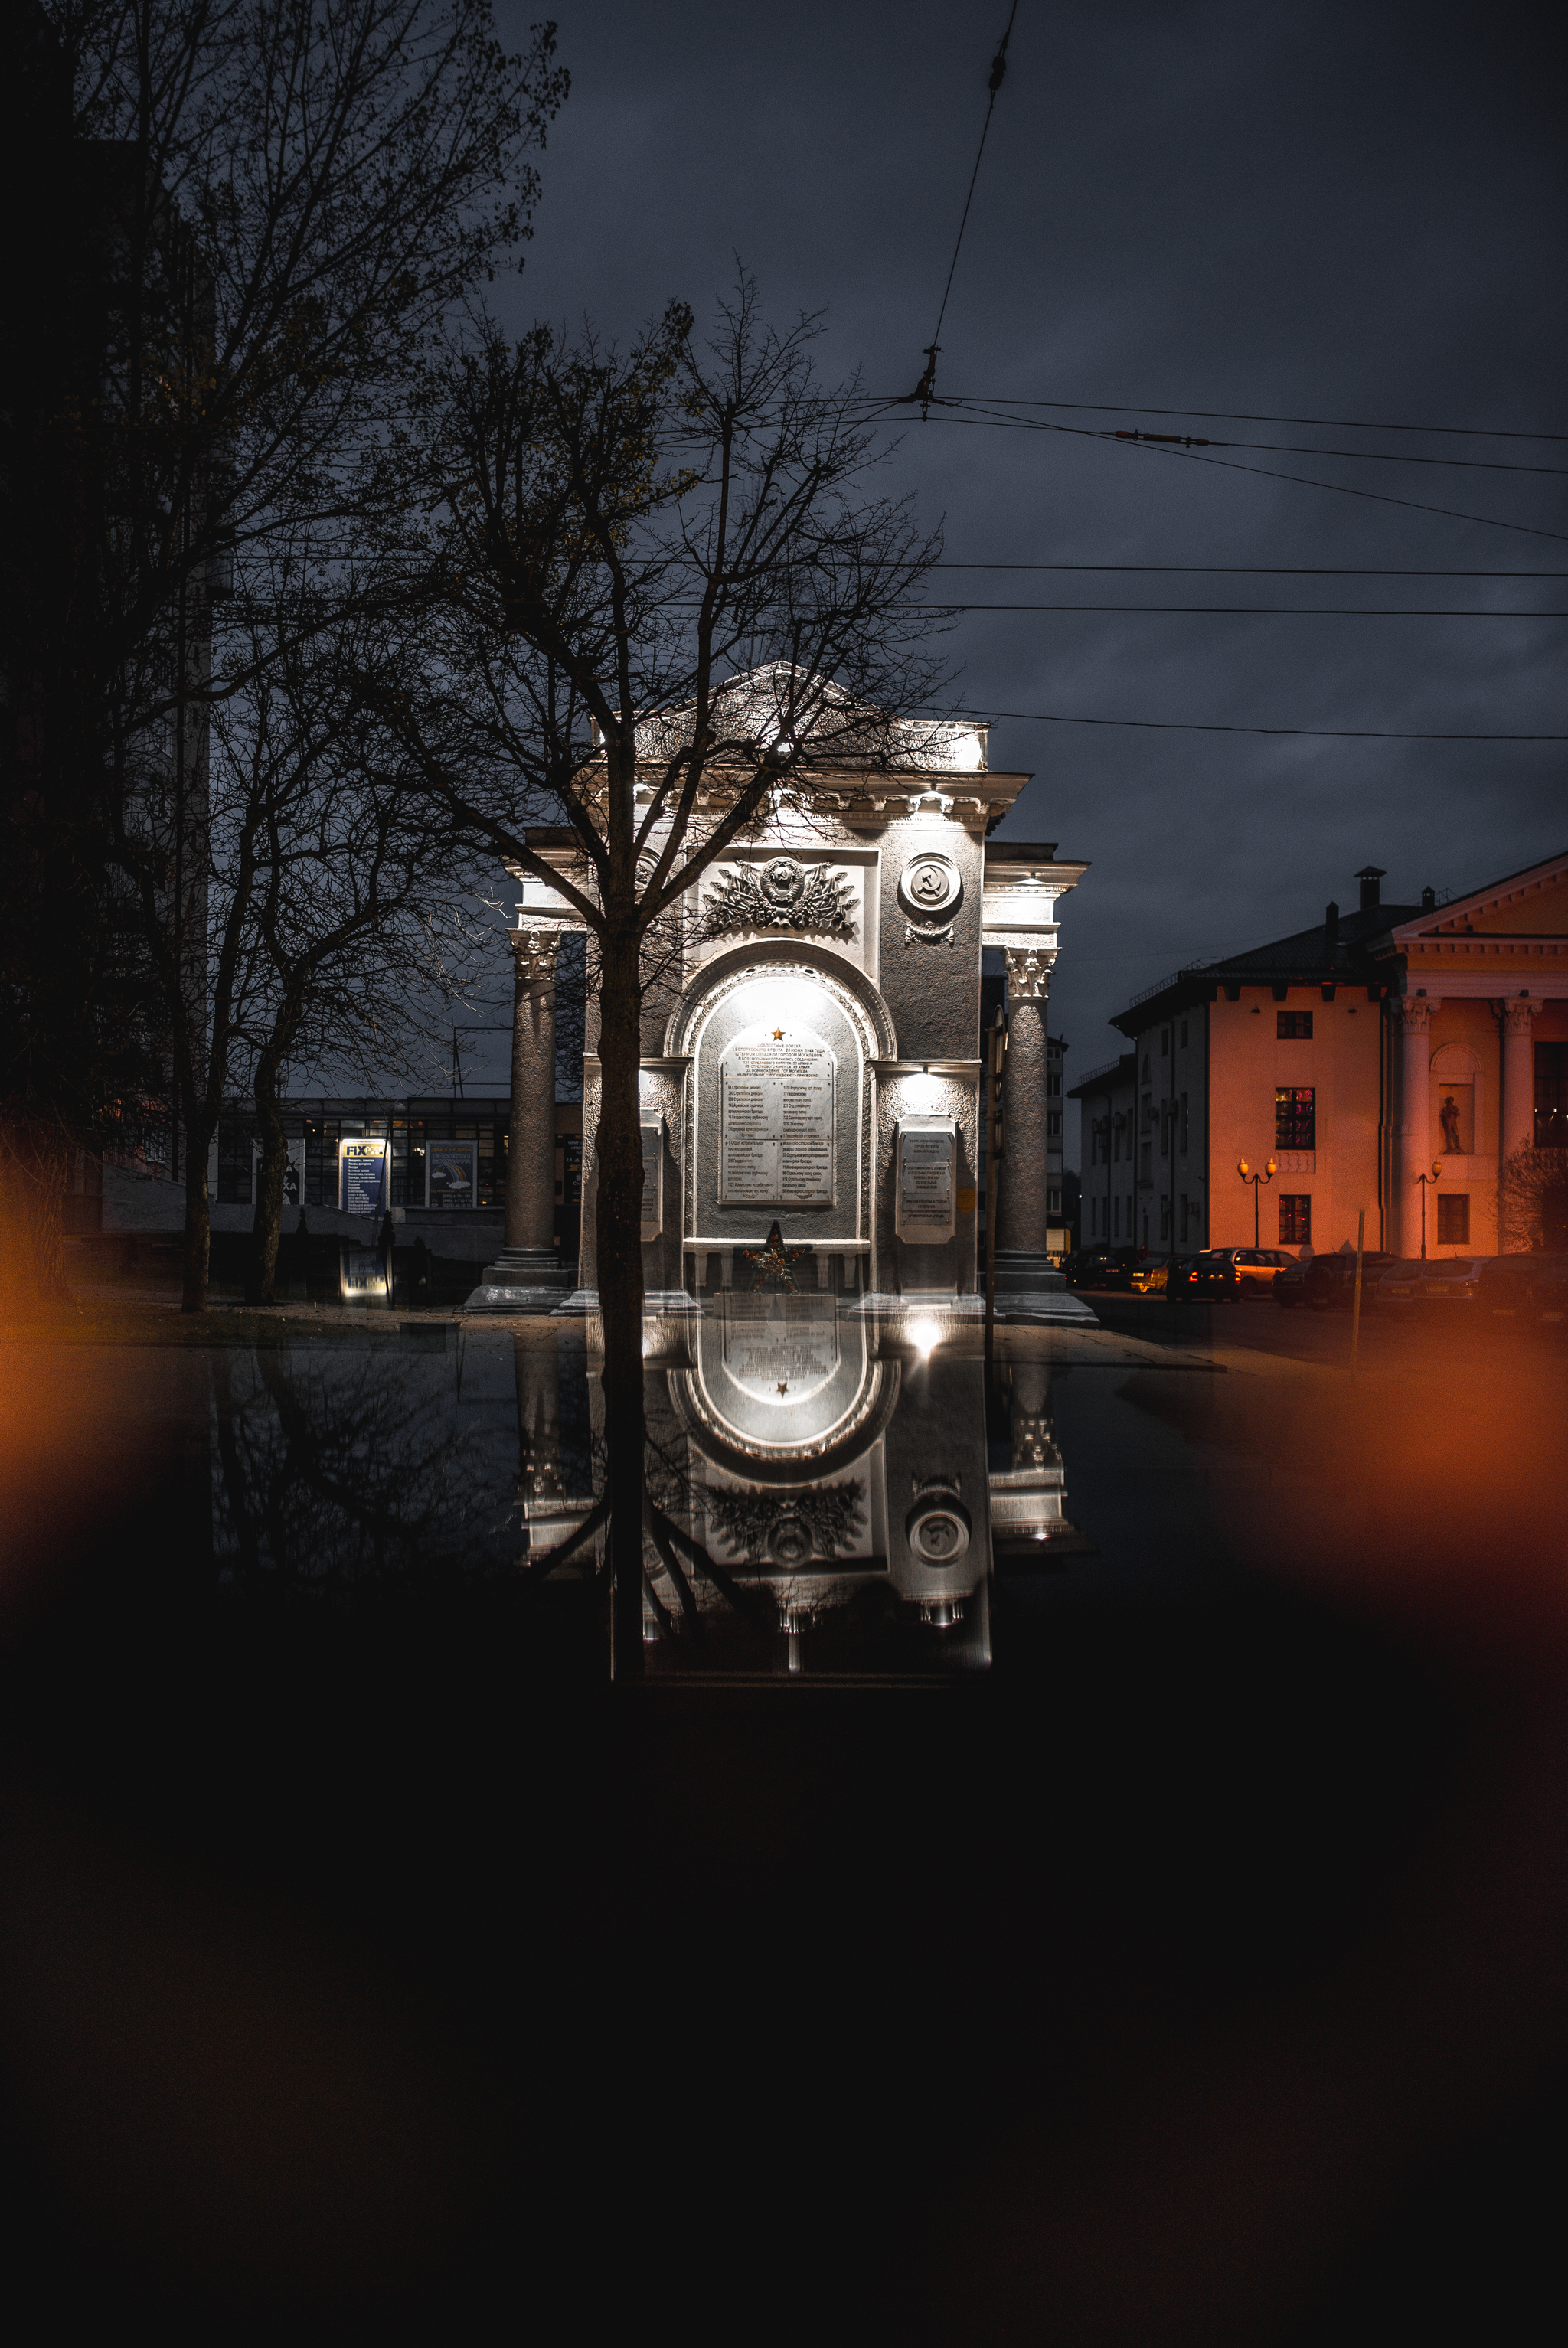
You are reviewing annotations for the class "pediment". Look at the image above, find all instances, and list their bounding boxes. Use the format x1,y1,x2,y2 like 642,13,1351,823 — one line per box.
1393,851,1568,941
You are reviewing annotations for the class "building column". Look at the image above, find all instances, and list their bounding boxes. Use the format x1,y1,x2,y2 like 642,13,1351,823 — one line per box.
488,924,563,1285
996,949,1051,1260
1500,998,1539,1161
1395,994,1436,1254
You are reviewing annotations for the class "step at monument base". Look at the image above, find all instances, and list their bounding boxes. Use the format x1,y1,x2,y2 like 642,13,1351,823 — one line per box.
992,1252,1066,1292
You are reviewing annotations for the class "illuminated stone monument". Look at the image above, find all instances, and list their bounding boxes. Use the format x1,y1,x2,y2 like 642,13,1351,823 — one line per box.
475,683,1087,1308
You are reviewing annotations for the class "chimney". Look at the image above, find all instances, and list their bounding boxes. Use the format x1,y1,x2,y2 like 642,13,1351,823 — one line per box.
1325,900,1340,949
1420,886,1436,910
1355,864,1385,912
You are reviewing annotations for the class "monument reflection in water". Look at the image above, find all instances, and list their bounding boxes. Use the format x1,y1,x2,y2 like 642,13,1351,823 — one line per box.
519,1300,1076,1677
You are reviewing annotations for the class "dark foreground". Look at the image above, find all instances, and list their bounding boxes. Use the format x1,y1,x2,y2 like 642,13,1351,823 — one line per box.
1,1309,1563,2343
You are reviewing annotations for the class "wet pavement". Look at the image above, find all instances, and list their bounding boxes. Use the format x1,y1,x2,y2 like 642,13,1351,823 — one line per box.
0,1294,1563,2338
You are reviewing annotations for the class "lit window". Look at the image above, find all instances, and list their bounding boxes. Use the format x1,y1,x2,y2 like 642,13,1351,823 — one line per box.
1276,1088,1315,1149
1279,1194,1311,1245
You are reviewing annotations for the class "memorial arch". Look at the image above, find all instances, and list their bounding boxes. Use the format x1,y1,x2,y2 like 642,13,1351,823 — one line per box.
474,690,1089,1306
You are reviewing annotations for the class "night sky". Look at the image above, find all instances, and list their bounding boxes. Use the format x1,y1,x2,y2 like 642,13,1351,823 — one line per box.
484,1,1564,1148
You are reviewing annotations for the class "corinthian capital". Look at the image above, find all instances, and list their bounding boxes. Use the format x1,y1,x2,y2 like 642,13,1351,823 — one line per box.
1396,993,1437,1034
512,923,563,988
1004,945,1051,1001
1501,996,1539,1038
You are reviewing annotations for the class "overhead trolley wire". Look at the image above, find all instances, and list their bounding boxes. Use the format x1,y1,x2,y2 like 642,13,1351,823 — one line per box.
870,394,1568,444
931,563,1568,578
874,401,1568,541
923,603,1567,616
860,397,1566,475
906,5,1020,413
933,707,1568,741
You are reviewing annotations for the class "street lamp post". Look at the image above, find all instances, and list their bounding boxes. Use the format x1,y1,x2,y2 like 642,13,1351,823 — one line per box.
1413,1161,1443,1259
1237,1156,1277,1247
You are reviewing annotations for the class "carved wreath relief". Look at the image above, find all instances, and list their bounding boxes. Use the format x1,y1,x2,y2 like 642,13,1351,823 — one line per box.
701,856,857,940
704,1478,867,1566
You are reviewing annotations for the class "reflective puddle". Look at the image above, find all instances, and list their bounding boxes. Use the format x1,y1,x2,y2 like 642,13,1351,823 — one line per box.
206,1300,1095,1674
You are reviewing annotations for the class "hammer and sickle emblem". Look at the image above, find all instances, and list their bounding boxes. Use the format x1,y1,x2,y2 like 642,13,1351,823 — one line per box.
913,865,945,902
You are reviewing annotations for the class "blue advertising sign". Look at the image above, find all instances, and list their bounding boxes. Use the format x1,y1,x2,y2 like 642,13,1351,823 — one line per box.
339,1138,389,1216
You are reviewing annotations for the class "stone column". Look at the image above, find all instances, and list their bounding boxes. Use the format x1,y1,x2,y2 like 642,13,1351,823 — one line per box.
995,947,1052,1262
488,924,564,1287
1500,998,1538,1161
1395,994,1436,1254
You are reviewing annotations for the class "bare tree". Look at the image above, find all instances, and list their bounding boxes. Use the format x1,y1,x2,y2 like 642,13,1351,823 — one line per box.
377,279,949,1671
203,589,482,1308
2,2,565,1301
1498,1141,1568,1254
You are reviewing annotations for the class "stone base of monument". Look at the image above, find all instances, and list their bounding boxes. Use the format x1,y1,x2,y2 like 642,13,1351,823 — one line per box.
549,1289,701,1316
1004,1291,1099,1325
852,1292,986,1318
462,1285,574,1315
480,1246,575,1289
992,1252,1067,1292
851,1288,1098,1327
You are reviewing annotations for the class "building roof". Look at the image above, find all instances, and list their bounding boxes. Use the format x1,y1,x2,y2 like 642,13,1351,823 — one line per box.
1389,847,1568,941
1109,899,1427,1035
1066,1051,1136,1102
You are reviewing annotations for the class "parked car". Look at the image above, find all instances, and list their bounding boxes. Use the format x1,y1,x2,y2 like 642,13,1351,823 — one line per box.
1127,1255,1176,1295
1273,1249,1400,1308
1476,1252,1568,1323
1187,1246,1296,1299
1064,1243,1149,1288
1163,1254,1204,1300
1377,1256,1492,1314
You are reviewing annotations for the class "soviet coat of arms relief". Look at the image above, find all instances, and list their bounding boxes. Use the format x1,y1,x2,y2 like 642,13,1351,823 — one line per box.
700,854,858,941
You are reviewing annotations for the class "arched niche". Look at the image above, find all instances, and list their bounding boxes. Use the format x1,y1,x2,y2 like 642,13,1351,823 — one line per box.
663,937,897,1060
665,945,897,1260
668,1303,901,1486
1429,1040,1485,1158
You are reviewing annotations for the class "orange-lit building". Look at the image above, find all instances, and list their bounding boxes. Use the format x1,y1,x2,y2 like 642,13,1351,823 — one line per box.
1070,851,1568,1259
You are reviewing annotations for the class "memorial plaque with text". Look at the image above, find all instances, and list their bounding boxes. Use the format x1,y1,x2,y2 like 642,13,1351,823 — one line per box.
897,1122,956,1242
720,1294,839,1402
719,1027,835,1207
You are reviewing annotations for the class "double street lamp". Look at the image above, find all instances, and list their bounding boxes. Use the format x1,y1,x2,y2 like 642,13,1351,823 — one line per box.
1237,1156,1276,1246
1413,1160,1443,1259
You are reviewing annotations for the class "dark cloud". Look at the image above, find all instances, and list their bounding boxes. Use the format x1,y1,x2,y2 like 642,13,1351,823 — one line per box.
495,1,1566,1141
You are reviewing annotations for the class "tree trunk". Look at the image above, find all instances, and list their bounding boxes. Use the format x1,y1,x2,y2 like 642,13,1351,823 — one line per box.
249,1048,289,1305
181,1139,212,1312
595,927,649,1679
1,1122,73,1305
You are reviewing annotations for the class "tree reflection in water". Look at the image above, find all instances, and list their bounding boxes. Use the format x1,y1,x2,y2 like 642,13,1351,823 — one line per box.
210,1338,538,1592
